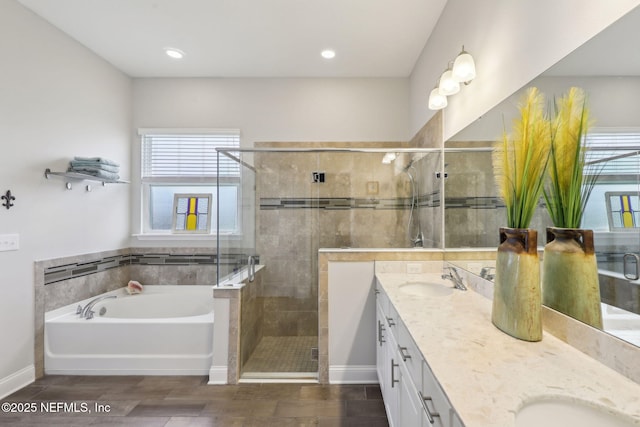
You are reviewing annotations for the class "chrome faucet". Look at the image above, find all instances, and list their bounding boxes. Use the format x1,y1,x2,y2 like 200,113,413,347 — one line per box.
76,295,117,319
442,266,467,291
248,255,256,282
411,231,425,248
480,266,496,281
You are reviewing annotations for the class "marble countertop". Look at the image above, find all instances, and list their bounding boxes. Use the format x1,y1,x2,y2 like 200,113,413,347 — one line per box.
375,271,640,427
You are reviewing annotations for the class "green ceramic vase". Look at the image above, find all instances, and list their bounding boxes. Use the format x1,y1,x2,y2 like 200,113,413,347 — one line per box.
492,227,542,342
542,227,602,329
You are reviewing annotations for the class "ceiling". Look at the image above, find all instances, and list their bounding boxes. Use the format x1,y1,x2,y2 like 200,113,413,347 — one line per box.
543,4,640,77
17,0,448,78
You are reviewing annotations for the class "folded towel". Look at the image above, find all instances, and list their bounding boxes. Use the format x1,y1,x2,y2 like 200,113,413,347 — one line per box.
73,156,120,167
127,280,143,295
69,161,120,173
67,167,120,181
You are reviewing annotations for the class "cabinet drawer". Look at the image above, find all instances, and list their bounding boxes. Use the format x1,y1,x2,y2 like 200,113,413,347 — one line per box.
396,318,422,383
421,360,453,427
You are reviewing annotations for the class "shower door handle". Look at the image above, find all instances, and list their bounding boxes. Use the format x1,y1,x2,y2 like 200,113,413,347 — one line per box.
623,253,640,280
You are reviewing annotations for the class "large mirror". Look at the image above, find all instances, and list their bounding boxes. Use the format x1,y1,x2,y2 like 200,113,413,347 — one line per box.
444,5,640,348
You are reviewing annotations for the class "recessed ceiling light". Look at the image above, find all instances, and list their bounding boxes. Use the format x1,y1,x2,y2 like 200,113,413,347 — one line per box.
165,47,185,59
321,49,336,59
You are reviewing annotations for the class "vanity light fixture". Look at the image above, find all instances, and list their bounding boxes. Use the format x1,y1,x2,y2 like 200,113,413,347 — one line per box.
428,45,476,110
452,46,476,83
438,65,460,96
165,47,185,59
428,86,448,110
321,49,336,59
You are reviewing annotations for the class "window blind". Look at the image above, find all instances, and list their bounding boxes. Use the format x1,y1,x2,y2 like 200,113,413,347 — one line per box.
585,132,640,175
141,131,240,178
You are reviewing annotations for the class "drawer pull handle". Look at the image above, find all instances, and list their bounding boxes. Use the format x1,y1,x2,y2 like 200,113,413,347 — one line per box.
386,317,396,327
398,345,411,361
391,359,399,388
377,321,386,345
418,391,440,424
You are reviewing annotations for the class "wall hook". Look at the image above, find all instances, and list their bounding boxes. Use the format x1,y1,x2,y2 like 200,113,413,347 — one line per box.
2,190,15,210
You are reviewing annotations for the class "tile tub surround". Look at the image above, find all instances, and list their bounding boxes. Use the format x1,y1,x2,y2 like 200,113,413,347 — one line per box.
375,263,640,427
34,249,130,379
34,248,223,378
213,267,265,384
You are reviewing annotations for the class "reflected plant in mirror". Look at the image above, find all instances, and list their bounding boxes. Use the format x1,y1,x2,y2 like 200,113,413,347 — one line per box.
542,87,603,329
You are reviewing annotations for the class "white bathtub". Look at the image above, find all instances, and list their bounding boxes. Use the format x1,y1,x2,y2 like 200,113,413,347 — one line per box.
44,285,214,376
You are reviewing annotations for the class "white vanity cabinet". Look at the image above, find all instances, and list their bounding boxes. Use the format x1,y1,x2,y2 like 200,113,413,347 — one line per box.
376,280,463,427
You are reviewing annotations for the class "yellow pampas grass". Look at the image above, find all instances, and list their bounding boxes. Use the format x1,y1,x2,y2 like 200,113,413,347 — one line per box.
493,87,551,228
544,87,596,228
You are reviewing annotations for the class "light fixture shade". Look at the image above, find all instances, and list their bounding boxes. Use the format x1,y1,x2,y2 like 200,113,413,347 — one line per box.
428,88,447,110
438,70,460,96
452,50,476,83
382,152,397,164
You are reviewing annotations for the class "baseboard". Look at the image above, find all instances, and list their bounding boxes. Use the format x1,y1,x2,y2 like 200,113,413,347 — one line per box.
0,365,35,399
207,366,228,384
329,365,378,384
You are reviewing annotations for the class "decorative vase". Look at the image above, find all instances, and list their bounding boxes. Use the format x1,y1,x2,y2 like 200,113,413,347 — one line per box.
542,227,602,329
492,227,542,341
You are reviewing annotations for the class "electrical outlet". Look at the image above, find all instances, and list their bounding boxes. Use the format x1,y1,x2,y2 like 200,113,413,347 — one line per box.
0,234,19,252
407,263,422,274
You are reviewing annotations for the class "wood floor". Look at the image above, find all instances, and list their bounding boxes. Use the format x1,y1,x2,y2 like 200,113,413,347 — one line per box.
0,376,389,426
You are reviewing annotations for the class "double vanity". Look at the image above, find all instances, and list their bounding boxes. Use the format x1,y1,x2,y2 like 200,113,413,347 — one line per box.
323,252,640,427
374,260,640,426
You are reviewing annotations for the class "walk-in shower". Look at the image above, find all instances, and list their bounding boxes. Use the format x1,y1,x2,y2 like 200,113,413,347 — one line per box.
215,146,442,381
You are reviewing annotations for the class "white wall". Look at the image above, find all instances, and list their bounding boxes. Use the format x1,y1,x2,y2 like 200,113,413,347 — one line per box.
130,77,410,242
0,0,131,395
132,78,409,143
451,76,640,142
328,261,377,383
410,0,640,141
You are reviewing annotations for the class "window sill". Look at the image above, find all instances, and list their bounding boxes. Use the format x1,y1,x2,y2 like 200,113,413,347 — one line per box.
131,233,243,241
132,233,215,241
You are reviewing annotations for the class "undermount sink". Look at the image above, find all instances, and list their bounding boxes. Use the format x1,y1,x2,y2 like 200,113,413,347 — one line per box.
398,281,453,297
516,399,638,427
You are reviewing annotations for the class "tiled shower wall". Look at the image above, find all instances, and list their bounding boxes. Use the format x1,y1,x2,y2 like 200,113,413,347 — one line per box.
444,140,551,247
254,140,442,339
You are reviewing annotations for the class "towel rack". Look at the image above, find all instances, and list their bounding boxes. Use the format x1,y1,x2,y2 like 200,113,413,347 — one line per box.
44,168,129,191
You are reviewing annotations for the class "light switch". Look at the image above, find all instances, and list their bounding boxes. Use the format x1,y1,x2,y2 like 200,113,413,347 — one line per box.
0,234,19,251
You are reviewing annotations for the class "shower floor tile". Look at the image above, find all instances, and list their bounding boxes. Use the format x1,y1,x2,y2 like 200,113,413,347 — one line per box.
242,336,318,374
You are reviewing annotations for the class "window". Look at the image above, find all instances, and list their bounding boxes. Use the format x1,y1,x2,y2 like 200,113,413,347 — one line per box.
582,130,640,231
585,131,640,176
139,129,241,235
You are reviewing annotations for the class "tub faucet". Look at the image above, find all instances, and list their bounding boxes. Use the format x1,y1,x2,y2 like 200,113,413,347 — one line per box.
442,267,467,291
77,295,117,319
